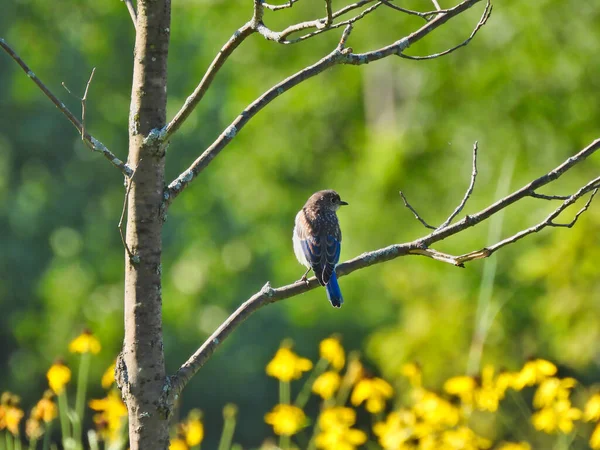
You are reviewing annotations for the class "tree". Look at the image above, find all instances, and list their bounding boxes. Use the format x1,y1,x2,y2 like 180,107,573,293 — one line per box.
2,0,598,448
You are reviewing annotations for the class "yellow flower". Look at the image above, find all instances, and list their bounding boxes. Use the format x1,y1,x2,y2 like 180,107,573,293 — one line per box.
316,407,366,450
69,329,101,354
169,438,189,450
312,371,341,400
585,394,600,422
591,423,600,449
31,391,58,423
497,443,532,450
351,377,394,413
318,407,356,430
264,404,306,436
400,362,422,387
181,409,203,447
444,376,476,404
47,361,72,395
102,361,116,389
441,426,492,449
533,377,576,409
373,410,416,449
26,417,43,440
532,399,582,433
266,347,313,382
412,390,460,430
89,390,128,441
513,359,557,390
319,337,345,371
474,365,502,412
5,405,24,435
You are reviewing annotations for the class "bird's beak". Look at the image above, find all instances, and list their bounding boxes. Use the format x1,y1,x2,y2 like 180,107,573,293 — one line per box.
340,200,348,206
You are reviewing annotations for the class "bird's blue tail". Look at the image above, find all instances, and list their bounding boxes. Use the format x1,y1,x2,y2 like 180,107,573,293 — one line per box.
325,271,343,308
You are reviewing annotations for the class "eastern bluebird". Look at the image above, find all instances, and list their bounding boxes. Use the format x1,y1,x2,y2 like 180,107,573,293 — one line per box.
293,190,348,308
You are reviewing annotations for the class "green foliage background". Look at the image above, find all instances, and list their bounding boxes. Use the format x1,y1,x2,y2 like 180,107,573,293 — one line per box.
1,0,599,446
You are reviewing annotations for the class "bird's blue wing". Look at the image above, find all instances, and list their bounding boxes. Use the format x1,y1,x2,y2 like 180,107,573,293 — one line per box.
321,235,341,285
300,236,326,285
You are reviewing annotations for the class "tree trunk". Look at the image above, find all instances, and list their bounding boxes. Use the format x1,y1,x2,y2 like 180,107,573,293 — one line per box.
120,1,171,449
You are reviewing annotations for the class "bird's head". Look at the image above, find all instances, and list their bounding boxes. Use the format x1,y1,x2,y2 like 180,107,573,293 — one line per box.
310,190,348,211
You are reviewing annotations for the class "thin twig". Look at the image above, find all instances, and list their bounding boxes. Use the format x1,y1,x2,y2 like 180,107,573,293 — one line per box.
263,0,302,10
166,0,487,206
323,0,334,28
123,0,138,28
162,23,254,141
399,191,436,229
380,0,458,19
167,138,600,399
119,161,142,263
0,39,132,177
530,192,570,200
400,0,492,61
438,141,478,229
550,188,598,228
431,0,443,10
81,68,96,148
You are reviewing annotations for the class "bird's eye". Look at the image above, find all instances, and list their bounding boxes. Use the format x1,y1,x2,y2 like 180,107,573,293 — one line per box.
331,197,337,203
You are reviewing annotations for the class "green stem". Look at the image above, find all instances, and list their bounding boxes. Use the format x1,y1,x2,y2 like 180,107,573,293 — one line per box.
279,435,290,450
27,437,36,450
5,433,13,450
42,422,53,450
217,414,236,450
57,391,71,447
74,352,91,448
279,381,291,405
295,359,328,409
13,435,21,450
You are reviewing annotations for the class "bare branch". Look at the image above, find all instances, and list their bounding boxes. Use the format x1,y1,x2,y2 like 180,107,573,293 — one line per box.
166,0,488,206
323,0,334,28
438,141,478,229
400,0,492,61
123,0,138,28
380,0,457,19
162,23,254,141
0,38,133,177
167,138,600,398
263,0,302,11
530,192,570,200
550,188,598,228
431,0,443,10
399,191,436,229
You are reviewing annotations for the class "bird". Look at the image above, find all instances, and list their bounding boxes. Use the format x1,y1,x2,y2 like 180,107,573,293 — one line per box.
293,190,348,307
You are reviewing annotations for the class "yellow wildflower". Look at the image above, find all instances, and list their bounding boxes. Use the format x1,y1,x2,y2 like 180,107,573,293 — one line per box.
497,443,532,450
444,375,476,404
318,407,356,430
169,438,189,450
181,409,203,447
264,404,306,436
413,390,460,430
319,337,345,371
513,359,557,390
533,377,576,409
591,423,600,449
316,407,366,450
351,377,394,413
400,362,422,387
5,405,24,435
0,405,4,430
31,391,58,423
89,390,128,441
532,399,581,433
474,365,502,412
102,361,116,389
312,371,341,400
344,357,363,386
69,329,101,354
26,418,43,440
266,347,313,382
47,361,72,395
373,409,416,449
442,426,492,449
585,394,600,422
